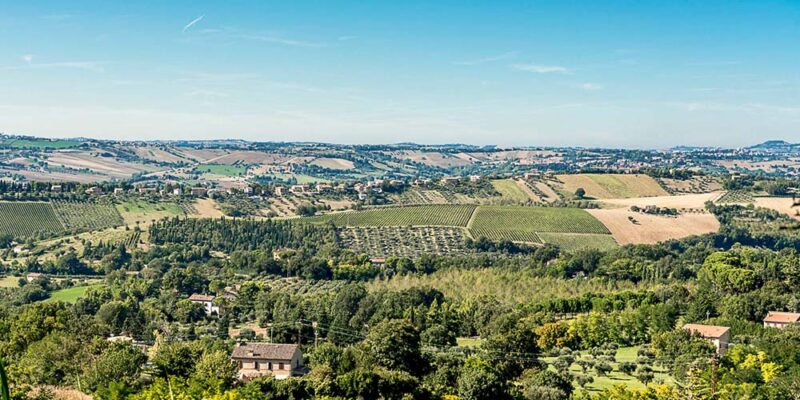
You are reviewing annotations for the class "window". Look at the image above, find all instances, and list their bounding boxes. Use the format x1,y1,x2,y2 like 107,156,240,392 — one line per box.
254,361,260,370
279,363,285,370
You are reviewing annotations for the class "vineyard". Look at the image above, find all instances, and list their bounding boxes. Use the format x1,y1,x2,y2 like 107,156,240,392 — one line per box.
306,205,477,227
52,200,124,232
716,190,754,203
338,226,469,257
536,232,618,251
468,206,611,244
0,201,64,237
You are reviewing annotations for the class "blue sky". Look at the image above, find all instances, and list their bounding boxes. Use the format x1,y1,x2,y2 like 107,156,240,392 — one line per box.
0,0,798,148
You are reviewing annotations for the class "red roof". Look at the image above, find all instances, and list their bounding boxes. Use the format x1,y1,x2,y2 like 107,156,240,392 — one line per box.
764,311,800,324
188,294,215,302
683,323,730,338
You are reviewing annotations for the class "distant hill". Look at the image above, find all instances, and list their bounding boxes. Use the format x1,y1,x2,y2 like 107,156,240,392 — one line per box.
747,140,800,153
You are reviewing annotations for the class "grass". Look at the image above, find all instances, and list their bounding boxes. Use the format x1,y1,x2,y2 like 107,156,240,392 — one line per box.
2,138,81,149
490,179,531,203
195,163,247,176
305,205,477,227
44,284,102,303
0,276,21,288
456,337,484,348
369,268,645,305
116,199,185,225
541,345,674,392
537,232,619,252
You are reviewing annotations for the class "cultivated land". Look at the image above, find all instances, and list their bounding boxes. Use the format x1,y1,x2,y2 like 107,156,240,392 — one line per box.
306,204,477,227
194,163,248,176
599,192,723,211
588,209,720,245
490,179,534,203
0,201,64,237
116,199,187,225
338,226,469,257
557,174,669,199
468,205,611,244
43,284,102,303
753,196,800,220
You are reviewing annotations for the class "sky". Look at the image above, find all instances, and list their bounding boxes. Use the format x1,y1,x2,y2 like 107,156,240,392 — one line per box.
0,0,799,149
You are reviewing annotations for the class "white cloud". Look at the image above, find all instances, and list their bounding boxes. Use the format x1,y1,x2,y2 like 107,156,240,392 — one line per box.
512,63,570,74
21,54,34,63
231,33,322,47
455,51,518,66
576,82,603,91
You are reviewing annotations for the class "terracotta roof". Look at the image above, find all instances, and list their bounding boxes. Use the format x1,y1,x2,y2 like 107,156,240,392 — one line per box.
764,311,800,324
683,323,730,338
231,343,299,360
188,294,215,302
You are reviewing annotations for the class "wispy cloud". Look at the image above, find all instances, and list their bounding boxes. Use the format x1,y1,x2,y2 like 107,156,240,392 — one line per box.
455,51,518,66
575,82,603,91
512,63,570,74
21,54,34,63
182,15,205,32
2,61,105,73
230,33,322,47
337,35,357,41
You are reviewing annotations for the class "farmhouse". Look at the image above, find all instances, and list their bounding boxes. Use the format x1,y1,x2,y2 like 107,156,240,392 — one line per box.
441,176,460,184
231,343,304,380
469,175,482,182
188,294,219,315
50,184,62,192
289,185,306,195
274,186,285,196
114,188,125,195
26,272,43,282
85,187,103,195
190,187,208,197
763,311,800,329
682,323,731,355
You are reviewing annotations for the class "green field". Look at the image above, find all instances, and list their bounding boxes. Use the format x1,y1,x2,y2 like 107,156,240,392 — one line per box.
490,179,531,203
2,138,82,149
52,200,124,232
0,201,64,237
537,232,618,251
468,206,610,244
44,284,102,303
195,163,247,176
306,205,477,227
116,199,185,224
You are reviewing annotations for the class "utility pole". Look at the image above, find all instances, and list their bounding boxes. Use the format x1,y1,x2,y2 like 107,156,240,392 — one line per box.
312,321,319,349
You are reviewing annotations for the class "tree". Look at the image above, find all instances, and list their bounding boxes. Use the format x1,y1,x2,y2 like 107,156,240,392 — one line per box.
457,359,507,400
421,324,457,348
191,350,237,392
520,369,573,399
364,319,422,374
173,299,206,323
575,188,586,199
594,362,612,376
83,342,147,391
619,361,636,376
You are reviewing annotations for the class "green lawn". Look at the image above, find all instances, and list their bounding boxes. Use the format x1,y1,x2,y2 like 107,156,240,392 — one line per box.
44,284,102,303
195,163,247,176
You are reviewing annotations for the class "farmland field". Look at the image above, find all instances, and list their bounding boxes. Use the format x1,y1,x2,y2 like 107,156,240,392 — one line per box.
338,226,469,257
116,199,186,224
468,206,610,244
2,138,81,149
195,163,247,176
537,232,618,251
490,179,533,203
588,209,720,245
557,174,669,199
52,200,124,232
306,205,476,227
0,201,64,237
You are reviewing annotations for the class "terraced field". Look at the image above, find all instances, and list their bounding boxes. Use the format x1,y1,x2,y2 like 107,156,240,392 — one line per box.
307,205,476,227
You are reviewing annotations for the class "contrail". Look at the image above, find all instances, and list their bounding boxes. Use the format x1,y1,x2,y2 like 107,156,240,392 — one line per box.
182,15,204,32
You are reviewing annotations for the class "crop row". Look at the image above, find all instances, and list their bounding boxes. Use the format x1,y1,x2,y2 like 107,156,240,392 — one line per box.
0,201,64,237
308,204,477,227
